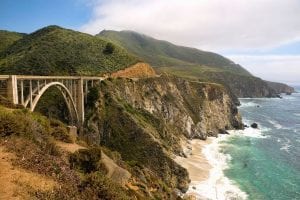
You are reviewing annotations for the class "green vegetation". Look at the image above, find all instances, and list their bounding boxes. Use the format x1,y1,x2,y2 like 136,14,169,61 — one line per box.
69,147,102,173
156,66,278,99
98,30,251,76
79,172,132,200
0,30,25,53
0,26,139,75
86,86,100,108
103,42,115,54
98,30,294,98
0,101,134,199
35,87,71,124
49,118,73,143
0,92,188,199
0,105,62,156
0,26,292,98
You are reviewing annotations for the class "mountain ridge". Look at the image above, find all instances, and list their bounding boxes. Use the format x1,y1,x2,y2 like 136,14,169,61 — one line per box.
0,30,26,53
98,30,252,76
97,29,294,98
0,26,139,75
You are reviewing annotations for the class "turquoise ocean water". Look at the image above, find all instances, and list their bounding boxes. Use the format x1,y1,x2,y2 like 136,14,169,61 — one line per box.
221,87,300,200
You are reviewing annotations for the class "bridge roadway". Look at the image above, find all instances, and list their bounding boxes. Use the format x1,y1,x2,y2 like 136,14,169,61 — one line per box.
0,75,105,126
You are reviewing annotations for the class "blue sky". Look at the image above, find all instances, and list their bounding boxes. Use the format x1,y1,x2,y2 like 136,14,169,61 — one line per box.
1,0,299,85
0,0,90,33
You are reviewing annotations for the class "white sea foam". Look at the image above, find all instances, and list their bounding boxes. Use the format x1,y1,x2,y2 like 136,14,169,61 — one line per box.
229,127,269,139
293,129,298,133
241,118,270,138
294,113,300,117
268,120,283,129
239,102,260,108
186,135,248,200
280,139,291,152
282,96,296,100
277,138,281,142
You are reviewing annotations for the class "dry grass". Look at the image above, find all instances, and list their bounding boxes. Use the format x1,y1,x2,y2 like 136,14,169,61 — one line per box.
0,146,57,200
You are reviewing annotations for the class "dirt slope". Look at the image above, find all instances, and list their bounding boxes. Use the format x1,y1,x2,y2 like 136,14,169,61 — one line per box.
0,147,57,200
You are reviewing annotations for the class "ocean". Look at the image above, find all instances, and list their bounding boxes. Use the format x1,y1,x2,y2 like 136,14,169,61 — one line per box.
219,87,300,200
186,87,300,200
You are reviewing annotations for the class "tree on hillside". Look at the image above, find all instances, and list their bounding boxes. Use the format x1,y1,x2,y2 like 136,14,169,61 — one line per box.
103,42,115,54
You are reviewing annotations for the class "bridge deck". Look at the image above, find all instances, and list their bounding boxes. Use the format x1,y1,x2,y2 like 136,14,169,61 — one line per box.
0,75,9,80
0,75,105,81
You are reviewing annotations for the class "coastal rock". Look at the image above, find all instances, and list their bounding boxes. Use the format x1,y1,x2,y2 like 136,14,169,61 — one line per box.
266,81,295,94
251,123,258,129
219,129,230,134
85,74,243,195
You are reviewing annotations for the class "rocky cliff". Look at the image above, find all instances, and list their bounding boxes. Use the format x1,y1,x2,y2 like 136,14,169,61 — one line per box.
199,71,280,98
84,75,243,196
266,81,295,94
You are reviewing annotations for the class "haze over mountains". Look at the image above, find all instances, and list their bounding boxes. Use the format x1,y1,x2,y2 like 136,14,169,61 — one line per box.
0,25,294,99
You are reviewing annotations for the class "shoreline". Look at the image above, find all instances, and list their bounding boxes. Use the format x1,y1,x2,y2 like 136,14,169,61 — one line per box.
175,135,247,200
175,138,213,183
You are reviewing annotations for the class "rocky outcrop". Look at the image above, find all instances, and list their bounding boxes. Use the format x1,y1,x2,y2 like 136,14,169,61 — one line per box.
84,74,243,195
266,81,295,94
200,71,280,98
199,71,295,99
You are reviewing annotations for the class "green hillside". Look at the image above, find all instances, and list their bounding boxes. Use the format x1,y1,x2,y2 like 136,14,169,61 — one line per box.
98,30,251,76
0,30,25,53
0,26,138,75
98,30,295,98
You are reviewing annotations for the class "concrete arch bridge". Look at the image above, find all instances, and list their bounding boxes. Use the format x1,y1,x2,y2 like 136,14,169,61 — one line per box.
0,75,104,126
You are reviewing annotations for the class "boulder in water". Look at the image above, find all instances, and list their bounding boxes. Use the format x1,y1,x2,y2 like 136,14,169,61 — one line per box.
219,129,230,134
251,123,258,129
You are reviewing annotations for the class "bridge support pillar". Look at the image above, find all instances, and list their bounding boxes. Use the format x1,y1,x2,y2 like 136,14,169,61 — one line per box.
76,78,84,125
7,75,18,104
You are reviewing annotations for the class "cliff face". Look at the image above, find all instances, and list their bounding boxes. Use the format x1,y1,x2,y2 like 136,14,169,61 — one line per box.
266,81,295,94
198,71,283,98
84,75,243,195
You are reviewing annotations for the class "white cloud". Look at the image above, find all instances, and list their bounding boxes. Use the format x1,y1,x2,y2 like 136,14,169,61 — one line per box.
227,55,300,84
80,0,300,51
80,0,300,85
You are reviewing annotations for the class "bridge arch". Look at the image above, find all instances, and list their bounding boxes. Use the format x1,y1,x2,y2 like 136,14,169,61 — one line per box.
29,82,79,125
3,75,104,126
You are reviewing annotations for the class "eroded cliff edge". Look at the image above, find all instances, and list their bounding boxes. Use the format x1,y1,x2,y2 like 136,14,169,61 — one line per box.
84,74,243,194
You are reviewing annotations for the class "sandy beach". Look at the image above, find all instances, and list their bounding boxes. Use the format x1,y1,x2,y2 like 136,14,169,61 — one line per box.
175,136,247,200
175,138,213,183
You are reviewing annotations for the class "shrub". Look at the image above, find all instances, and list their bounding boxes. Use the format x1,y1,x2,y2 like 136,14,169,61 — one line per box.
86,87,100,108
0,112,25,137
79,172,132,200
50,118,72,143
69,147,102,173
103,42,115,54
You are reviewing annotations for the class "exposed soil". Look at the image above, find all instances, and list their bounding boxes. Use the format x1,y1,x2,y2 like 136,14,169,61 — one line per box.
55,141,86,153
111,62,157,78
0,147,57,200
